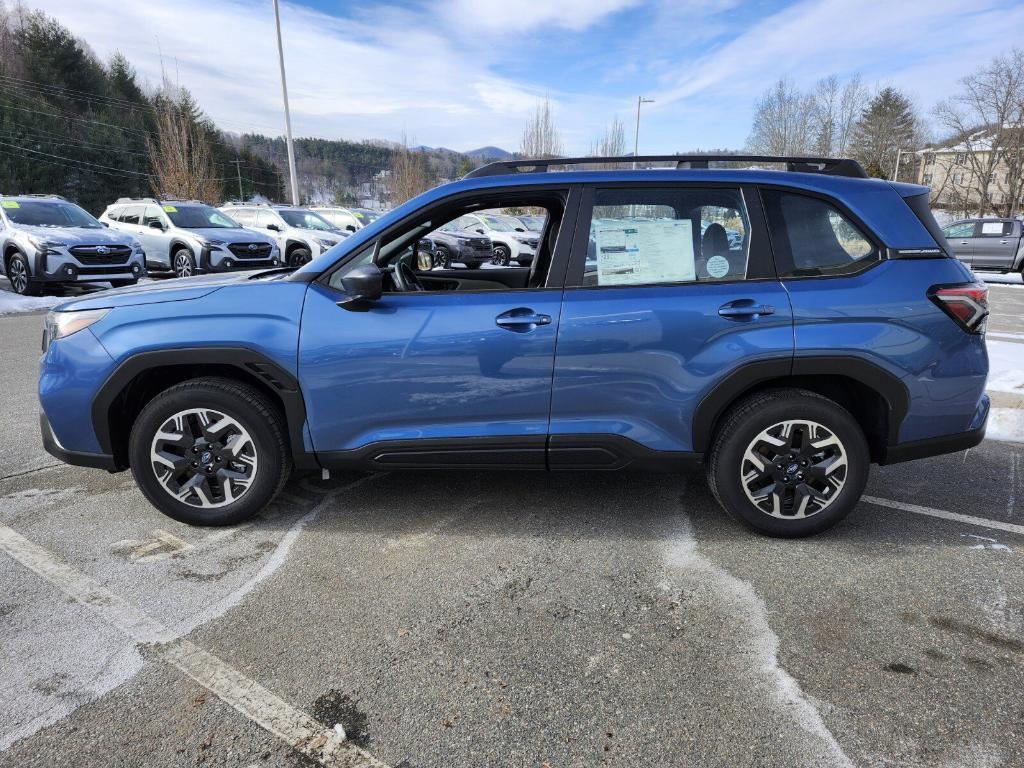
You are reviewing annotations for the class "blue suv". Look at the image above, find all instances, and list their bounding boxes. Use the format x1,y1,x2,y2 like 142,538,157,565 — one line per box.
38,155,990,537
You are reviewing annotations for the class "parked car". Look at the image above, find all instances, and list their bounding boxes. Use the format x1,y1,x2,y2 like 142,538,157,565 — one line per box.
351,208,384,226
427,222,494,269
454,211,539,266
516,214,546,232
311,206,363,233
39,154,988,538
100,199,281,278
1,194,144,295
220,203,346,267
942,217,1024,273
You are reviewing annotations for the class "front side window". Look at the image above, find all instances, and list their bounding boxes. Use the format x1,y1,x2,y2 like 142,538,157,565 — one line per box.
943,222,975,239
119,205,143,225
143,206,164,226
581,187,750,287
762,190,878,277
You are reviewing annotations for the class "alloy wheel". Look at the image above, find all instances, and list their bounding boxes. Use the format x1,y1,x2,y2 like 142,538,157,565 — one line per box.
9,257,28,293
149,407,258,508
492,245,511,266
174,252,193,278
740,419,848,519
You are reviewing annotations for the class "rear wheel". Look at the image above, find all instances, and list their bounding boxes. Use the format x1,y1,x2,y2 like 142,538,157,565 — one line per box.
128,378,291,525
173,248,196,278
707,389,869,538
7,253,41,295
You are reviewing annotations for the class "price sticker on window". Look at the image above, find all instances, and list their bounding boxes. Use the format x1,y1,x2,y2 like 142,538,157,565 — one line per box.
162,205,177,213
1,200,19,208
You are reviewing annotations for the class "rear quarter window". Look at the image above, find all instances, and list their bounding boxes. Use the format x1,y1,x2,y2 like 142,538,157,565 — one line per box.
762,190,879,277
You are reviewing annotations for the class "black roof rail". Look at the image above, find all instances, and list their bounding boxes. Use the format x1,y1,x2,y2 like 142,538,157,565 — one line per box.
465,154,868,179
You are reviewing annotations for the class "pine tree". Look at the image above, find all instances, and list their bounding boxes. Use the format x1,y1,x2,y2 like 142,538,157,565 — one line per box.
851,88,918,179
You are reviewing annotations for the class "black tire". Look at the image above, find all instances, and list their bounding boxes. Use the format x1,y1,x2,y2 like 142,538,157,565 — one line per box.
288,247,311,267
434,245,452,269
492,244,512,266
706,388,869,538
128,377,291,526
173,248,196,278
6,253,41,296
109,279,138,288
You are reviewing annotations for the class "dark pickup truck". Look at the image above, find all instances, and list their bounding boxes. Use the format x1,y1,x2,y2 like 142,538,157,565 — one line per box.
942,217,1024,273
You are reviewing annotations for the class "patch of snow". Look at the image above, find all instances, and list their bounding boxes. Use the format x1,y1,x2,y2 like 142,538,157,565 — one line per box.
979,272,1024,286
986,340,1024,395
0,285,63,315
987,407,1024,443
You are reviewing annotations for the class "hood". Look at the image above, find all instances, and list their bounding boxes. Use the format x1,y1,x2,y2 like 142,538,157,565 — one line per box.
17,224,137,247
53,271,262,312
179,227,274,244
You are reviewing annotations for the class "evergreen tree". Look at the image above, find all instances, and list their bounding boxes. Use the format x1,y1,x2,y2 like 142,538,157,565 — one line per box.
851,87,919,179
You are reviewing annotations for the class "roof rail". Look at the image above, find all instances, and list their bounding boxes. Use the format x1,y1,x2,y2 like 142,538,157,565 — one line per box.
2,193,67,200
465,154,868,179
115,197,160,204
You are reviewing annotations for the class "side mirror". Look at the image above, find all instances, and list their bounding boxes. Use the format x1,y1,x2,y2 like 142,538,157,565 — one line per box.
515,227,525,232
148,220,164,230
346,225,356,232
338,264,383,310
266,223,281,232
101,221,109,227
475,228,485,235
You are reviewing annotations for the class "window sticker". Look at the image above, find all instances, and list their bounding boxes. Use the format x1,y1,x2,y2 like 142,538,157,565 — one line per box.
162,205,177,213
981,222,1005,235
1,200,19,208
595,219,695,285
705,254,730,279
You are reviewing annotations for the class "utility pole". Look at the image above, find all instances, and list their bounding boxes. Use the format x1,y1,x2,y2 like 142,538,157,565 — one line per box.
633,97,654,170
272,0,300,205
230,159,244,200
892,148,903,182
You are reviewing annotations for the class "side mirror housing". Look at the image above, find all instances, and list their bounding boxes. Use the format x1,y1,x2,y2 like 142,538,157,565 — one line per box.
475,228,485,235
148,220,164,230
338,264,383,309
346,225,356,232
266,223,281,232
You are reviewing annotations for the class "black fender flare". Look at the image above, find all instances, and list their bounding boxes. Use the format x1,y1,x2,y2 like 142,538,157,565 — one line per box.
690,355,910,453
91,347,316,470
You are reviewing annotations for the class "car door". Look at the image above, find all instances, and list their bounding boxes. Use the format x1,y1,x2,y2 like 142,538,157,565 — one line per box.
297,189,578,466
972,219,1016,270
549,184,793,463
942,221,976,267
138,205,171,265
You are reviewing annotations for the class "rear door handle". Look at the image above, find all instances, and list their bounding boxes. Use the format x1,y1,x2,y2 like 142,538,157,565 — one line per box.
718,301,774,320
495,308,552,331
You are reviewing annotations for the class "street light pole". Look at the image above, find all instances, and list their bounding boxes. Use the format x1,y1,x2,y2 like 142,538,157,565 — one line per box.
272,0,300,205
892,148,903,182
231,158,244,200
633,96,654,170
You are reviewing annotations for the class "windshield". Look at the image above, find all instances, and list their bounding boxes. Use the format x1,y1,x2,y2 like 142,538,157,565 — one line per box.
279,209,337,231
165,204,239,229
480,215,520,232
3,200,103,229
518,216,544,231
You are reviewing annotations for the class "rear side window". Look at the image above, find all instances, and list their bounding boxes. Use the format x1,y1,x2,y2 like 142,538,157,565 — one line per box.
762,191,878,277
581,187,750,287
120,205,142,225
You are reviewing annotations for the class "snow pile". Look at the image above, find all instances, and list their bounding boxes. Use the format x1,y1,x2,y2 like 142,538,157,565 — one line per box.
988,408,1024,444
986,338,1024,443
980,273,1024,287
0,285,63,315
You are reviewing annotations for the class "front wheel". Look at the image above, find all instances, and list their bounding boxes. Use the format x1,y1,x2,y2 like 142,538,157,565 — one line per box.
173,248,196,278
707,389,869,538
492,244,512,266
288,247,311,267
434,245,452,270
128,377,291,525
7,253,41,295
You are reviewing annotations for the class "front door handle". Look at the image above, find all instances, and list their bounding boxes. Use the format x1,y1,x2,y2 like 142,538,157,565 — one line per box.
495,308,552,331
718,300,775,320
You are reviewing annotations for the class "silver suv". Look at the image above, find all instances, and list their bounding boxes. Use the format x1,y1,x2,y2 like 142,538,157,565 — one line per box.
100,199,281,278
220,203,347,267
1,194,144,295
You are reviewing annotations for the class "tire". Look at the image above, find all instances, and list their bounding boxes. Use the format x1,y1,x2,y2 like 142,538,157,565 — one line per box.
434,245,452,270
128,377,291,526
706,388,869,538
288,247,311,268
109,279,138,288
173,248,196,278
6,253,41,296
492,244,512,266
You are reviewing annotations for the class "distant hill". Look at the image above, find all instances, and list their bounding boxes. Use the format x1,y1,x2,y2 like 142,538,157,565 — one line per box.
466,146,513,160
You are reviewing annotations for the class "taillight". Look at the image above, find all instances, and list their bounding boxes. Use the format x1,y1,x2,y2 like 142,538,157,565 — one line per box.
928,282,988,334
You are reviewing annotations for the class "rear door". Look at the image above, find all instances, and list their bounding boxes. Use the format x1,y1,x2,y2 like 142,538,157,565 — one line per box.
942,221,976,267
972,219,1017,270
549,183,793,462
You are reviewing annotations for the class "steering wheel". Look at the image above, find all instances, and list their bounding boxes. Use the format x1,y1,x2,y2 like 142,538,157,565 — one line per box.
392,259,425,292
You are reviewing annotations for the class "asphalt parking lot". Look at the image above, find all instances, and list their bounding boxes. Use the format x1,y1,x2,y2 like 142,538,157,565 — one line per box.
1,284,1023,768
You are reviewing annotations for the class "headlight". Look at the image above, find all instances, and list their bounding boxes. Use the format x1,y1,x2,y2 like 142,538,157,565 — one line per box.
314,238,336,250
513,236,534,244
43,308,110,349
197,238,225,249
28,236,66,252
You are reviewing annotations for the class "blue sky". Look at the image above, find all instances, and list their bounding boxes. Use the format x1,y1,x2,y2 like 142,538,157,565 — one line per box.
43,0,1024,154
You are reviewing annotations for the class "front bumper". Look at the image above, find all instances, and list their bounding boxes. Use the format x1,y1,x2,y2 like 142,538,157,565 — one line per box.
199,246,282,273
40,411,117,471
34,249,145,283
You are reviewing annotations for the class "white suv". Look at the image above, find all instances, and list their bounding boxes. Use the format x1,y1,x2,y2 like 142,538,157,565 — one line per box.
453,211,538,266
1,195,144,295
100,199,281,278
220,203,347,267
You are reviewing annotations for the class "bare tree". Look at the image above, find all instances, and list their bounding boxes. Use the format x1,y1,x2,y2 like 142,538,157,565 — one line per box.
589,116,627,168
745,78,817,155
146,85,219,202
835,75,868,156
934,49,1024,217
520,98,563,159
388,134,430,207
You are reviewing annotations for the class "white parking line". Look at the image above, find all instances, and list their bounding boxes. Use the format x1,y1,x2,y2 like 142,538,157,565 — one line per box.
862,496,1024,537
0,521,389,767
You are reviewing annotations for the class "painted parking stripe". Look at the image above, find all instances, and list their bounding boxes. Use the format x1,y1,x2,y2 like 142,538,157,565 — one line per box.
862,495,1024,537
0,522,388,768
